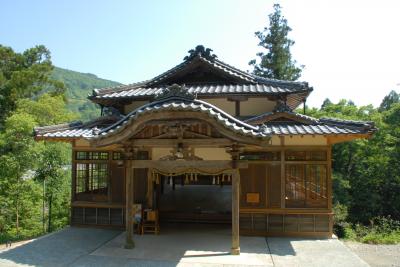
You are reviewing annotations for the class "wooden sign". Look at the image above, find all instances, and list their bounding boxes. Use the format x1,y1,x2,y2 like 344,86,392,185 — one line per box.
246,193,260,204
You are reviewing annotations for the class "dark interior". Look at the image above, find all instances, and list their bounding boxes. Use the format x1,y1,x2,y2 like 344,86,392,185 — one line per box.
157,175,232,224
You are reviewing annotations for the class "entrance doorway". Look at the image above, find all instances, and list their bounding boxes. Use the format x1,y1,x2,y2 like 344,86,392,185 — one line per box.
155,174,232,224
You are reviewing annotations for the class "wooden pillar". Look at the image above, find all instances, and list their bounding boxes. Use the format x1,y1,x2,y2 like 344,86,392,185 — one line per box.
327,142,333,236
280,136,286,208
230,145,240,255
146,169,153,209
231,169,240,255
70,142,76,226
125,160,135,249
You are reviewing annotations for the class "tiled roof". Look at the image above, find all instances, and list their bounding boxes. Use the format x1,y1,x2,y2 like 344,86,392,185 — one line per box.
245,110,319,124
261,121,375,135
34,116,119,140
92,84,311,99
34,106,376,141
90,46,312,106
94,97,268,140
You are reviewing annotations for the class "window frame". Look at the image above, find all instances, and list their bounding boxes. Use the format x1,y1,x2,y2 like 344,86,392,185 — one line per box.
74,151,110,201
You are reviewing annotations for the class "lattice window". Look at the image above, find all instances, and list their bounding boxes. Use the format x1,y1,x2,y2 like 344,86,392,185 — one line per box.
239,151,280,161
76,151,108,160
75,163,108,195
285,164,327,208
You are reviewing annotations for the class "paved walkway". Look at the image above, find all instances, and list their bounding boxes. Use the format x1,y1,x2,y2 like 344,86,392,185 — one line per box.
0,226,370,267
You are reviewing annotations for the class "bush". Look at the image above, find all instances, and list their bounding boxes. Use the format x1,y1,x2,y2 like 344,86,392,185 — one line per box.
337,216,400,244
361,231,400,244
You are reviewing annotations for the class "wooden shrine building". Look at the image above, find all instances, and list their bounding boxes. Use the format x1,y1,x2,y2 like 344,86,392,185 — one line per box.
34,45,376,254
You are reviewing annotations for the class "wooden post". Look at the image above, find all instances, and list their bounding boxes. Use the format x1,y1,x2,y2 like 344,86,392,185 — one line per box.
230,145,240,255
125,160,134,249
231,169,240,255
327,142,333,236
146,169,153,209
280,136,286,209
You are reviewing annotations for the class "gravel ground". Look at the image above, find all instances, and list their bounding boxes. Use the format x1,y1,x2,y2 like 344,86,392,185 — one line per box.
345,241,400,267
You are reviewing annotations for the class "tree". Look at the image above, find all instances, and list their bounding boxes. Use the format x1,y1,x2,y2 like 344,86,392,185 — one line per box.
0,113,40,234
0,93,73,240
35,143,70,232
321,98,333,110
249,4,303,81
0,45,65,127
379,90,399,112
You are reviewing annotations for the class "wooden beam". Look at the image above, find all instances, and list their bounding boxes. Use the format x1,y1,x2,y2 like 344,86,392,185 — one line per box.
130,160,247,170
131,138,233,147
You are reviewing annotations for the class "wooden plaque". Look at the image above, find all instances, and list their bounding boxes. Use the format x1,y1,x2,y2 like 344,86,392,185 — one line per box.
246,193,260,204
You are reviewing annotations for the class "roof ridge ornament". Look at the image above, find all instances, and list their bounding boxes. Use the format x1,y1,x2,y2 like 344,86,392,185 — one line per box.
184,45,217,61
273,100,293,113
154,84,195,101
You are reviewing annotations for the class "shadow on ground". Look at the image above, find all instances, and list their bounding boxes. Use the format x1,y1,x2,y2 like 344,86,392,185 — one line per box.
91,223,273,266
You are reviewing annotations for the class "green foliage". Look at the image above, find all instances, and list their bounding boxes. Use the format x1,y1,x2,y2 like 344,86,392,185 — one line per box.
249,4,303,80
306,93,400,244
379,90,400,112
340,217,400,244
0,44,73,243
51,67,120,121
35,142,71,232
16,94,76,126
0,45,65,127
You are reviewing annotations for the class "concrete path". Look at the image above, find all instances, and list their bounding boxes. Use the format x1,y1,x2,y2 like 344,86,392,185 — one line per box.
0,227,121,267
345,241,400,267
0,226,371,267
91,224,271,266
267,237,369,267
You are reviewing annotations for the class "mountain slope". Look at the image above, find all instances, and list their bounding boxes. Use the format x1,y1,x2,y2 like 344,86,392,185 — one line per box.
51,67,121,120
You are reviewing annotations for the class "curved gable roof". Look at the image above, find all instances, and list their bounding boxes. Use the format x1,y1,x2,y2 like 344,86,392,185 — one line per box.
90,45,312,109
90,96,269,147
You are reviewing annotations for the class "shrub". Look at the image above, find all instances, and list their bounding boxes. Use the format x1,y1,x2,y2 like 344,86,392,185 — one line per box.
337,216,400,244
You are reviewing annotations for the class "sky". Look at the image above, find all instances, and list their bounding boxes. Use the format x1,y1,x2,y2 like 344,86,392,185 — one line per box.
1,0,400,108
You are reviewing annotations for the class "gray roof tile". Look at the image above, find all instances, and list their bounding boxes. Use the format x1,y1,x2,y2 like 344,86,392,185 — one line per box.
34,97,376,140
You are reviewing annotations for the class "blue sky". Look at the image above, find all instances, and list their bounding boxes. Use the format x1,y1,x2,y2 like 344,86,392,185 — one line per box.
1,0,400,107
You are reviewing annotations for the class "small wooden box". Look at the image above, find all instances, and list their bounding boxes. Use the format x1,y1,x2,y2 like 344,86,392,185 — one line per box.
146,210,157,221
246,193,260,204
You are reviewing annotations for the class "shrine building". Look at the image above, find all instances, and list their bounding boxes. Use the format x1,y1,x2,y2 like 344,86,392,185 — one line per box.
34,45,376,255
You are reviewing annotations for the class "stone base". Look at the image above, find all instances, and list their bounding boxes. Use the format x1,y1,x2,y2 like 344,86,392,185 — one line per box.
231,247,240,255
124,240,135,249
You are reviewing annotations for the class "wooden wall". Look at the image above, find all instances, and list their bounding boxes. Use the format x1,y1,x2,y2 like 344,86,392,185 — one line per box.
69,143,333,237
